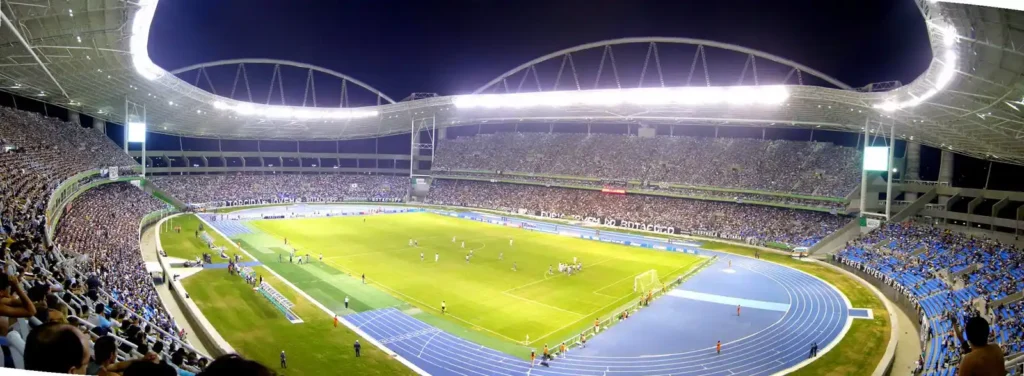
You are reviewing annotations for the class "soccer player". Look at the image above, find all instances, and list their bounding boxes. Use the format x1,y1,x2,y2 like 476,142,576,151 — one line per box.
284,237,288,245
548,265,553,275
420,252,424,261
512,262,518,271
319,253,323,263
452,236,456,243
435,253,439,262
280,351,286,368
573,256,577,264
441,300,446,314
344,296,349,309
470,249,474,257
499,252,504,260
362,274,366,284
409,238,413,246
465,254,470,263
461,241,465,249
716,341,721,355
509,238,513,246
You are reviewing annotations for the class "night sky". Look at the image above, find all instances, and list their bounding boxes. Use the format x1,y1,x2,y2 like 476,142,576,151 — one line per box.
5,0,1019,192
147,0,932,97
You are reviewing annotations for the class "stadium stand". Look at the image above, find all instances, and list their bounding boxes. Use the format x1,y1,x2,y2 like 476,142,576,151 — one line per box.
439,172,847,210
433,132,862,197
427,179,847,247
836,222,1024,375
149,174,407,205
1,106,211,372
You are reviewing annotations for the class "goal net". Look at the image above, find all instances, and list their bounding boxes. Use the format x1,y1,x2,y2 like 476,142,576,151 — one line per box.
634,270,660,293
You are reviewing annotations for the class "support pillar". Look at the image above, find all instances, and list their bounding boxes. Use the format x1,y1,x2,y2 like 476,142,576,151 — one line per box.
938,149,954,205
859,119,869,216
68,111,81,125
93,120,105,135
905,142,921,200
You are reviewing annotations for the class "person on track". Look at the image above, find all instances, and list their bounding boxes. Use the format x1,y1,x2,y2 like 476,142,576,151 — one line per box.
716,341,721,355
737,305,741,316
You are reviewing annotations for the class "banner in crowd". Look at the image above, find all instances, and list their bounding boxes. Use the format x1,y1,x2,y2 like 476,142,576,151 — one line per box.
108,166,119,181
197,196,404,208
536,211,677,234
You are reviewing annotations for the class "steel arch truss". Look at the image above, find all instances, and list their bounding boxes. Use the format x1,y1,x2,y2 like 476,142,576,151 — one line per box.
473,37,853,95
169,59,395,107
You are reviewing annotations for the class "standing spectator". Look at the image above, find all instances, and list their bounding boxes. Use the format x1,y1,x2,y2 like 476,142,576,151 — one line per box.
954,317,1005,375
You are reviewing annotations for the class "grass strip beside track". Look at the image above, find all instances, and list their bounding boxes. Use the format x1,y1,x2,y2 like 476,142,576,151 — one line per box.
701,242,890,376
180,269,415,376
161,215,248,263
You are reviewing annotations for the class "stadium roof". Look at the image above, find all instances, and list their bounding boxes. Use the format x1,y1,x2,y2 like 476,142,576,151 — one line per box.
0,1,1023,164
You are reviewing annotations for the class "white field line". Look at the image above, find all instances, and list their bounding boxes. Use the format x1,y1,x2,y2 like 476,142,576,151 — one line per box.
500,292,586,317
503,257,615,294
322,258,525,344
195,215,431,376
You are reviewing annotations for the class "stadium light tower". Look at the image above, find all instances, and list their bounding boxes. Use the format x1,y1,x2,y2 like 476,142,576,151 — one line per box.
859,115,897,223
125,97,148,177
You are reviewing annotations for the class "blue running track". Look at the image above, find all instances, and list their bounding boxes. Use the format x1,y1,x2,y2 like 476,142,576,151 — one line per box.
226,206,850,375
345,248,849,375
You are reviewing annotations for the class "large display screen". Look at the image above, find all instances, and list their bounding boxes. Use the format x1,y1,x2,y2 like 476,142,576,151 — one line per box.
127,122,147,143
863,146,890,171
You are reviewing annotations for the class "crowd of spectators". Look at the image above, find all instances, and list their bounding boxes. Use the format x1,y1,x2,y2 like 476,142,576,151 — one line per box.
836,221,1023,375
0,104,256,373
441,172,847,211
433,132,862,197
55,183,173,334
149,174,406,205
427,180,847,247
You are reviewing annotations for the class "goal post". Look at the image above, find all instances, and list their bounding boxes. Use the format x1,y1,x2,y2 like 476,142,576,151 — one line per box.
634,270,659,293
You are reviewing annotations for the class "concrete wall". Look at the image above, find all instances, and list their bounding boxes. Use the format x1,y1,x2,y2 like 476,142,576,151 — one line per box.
153,215,236,357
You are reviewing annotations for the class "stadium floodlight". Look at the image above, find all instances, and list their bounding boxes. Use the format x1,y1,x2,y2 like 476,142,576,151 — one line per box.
863,146,890,171
127,122,147,143
211,99,378,120
453,86,789,110
130,0,163,81
874,23,957,112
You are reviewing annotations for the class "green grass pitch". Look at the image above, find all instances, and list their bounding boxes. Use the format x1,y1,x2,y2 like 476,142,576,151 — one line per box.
247,212,703,346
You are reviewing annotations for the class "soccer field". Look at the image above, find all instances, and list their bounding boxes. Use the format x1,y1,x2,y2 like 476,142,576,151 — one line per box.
245,212,703,346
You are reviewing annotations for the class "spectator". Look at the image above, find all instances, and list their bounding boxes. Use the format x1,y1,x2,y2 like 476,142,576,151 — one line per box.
955,317,1006,375
24,322,91,374
0,274,38,318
